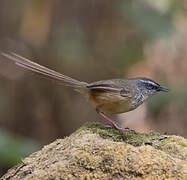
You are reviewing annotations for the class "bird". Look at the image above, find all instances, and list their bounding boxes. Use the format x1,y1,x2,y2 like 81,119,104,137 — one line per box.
1,53,169,131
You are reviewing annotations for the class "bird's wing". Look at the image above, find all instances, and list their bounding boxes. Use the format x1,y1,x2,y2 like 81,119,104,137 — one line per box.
87,83,132,97
87,84,122,93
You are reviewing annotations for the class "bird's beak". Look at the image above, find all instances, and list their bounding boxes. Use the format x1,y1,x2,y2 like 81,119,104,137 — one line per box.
158,86,169,92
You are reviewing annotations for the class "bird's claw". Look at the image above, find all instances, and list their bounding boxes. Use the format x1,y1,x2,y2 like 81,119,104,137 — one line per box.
104,124,135,132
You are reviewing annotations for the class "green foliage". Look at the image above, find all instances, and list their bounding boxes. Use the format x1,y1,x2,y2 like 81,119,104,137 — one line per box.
0,129,40,167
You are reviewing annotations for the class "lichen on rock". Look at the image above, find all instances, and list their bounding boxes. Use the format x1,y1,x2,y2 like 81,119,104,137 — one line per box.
2,122,187,179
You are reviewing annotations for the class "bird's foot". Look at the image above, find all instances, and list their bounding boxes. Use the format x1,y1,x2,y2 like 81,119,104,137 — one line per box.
104,123,134,132
97,111,135,132
108,124,135,132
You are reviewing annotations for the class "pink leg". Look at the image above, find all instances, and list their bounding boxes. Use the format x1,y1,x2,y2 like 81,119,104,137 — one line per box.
97,111,133,132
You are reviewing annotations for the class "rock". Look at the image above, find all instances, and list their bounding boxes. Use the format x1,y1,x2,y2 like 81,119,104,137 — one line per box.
2,122,187,179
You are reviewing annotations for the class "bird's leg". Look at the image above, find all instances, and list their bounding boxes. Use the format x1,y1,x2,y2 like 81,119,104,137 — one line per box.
96,110,134,132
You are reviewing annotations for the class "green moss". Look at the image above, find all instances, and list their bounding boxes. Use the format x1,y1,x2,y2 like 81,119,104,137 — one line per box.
77,122,104,131
154,135,187,148
178,141,187,147
78,122,165,146
2,122,187,179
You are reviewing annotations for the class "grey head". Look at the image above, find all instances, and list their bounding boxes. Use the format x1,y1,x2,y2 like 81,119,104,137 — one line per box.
128,77,169,98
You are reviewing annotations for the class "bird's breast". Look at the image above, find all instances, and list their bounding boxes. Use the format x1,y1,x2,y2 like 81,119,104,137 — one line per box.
88,91,134,114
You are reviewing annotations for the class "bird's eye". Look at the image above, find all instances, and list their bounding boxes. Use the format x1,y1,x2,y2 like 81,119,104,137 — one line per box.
147,83,160,90
147,83,155,90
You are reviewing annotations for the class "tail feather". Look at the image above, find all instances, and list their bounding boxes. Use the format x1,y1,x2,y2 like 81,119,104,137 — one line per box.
1,52,88,88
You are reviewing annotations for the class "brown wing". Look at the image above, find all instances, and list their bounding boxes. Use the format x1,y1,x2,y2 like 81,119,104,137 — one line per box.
87,84,122,93
87,82,132,97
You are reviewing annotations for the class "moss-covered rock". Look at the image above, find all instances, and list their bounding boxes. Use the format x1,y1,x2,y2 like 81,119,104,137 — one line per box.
2,122,187,179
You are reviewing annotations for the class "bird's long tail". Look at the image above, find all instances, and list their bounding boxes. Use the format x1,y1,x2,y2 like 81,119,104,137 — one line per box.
1,53,88,89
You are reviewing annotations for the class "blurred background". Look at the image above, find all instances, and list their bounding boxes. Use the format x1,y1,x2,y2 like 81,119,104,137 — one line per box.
0,0,187,176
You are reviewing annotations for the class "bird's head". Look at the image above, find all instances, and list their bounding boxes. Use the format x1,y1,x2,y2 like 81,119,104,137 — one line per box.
129,77,169,99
